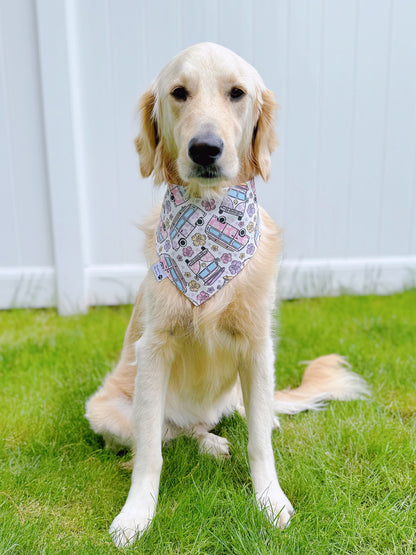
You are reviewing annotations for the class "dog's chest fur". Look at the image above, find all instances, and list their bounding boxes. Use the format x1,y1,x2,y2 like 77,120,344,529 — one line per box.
164,326,242,428
138,201,282,428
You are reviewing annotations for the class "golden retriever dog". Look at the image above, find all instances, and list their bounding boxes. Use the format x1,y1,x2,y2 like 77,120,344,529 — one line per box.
85,42,369,547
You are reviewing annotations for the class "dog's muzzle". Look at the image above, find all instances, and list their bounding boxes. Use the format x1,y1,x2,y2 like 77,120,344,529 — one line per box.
188,133,224,177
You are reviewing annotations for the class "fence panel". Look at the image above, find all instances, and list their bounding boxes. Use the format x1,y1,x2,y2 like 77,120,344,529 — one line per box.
1,0,415,313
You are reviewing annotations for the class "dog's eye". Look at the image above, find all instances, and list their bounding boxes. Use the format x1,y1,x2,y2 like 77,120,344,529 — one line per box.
230,87,245,100
171,87,189,101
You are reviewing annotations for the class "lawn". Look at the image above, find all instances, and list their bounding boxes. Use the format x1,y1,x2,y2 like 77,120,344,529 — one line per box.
0,291,415,554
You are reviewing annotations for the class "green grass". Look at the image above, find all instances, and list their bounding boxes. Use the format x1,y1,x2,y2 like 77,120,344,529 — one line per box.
1,292,415,554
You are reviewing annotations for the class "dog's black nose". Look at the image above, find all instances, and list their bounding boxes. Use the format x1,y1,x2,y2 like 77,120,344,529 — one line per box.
188,134,224,167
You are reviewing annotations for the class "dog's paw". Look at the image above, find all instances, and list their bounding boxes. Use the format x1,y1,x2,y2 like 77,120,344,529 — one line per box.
198,432,231,459
258,489,294,529
109,509,152,548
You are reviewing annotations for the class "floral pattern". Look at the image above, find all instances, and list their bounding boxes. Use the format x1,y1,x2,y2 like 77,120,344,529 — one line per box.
201,199,216,211
229,260,242,275
182,246,194,258
155,179,261,306
247,203,256,217
246,243,255,255
197,291,210,303
192,233,206,247
189,280,200,292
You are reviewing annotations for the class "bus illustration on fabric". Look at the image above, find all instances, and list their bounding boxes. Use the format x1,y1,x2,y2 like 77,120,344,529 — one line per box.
205,216,249,251
185,247,225,285
218,183,248,220
156,219,168,243
159,253,187,293
169,185,187,206
170,204,206,250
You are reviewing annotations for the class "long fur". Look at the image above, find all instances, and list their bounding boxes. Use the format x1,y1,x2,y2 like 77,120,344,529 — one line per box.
85,42,369,548
274,355,370,414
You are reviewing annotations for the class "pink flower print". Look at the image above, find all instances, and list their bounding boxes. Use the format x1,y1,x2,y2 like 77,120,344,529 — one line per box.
229,260,242,275
221,253,232,264
197,291,210,303
182,246,194,258
201,199,216,211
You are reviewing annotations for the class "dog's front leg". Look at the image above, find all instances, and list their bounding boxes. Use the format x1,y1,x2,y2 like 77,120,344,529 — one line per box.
109,332,172,547
239,333,294,528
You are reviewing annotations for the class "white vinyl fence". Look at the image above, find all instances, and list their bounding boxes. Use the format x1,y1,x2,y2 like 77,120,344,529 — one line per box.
1,0,415,314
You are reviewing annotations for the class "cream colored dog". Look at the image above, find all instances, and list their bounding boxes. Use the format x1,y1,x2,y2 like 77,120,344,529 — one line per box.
85,43,369,547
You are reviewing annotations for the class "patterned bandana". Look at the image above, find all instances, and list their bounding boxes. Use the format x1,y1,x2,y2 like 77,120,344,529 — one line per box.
153,178,260,306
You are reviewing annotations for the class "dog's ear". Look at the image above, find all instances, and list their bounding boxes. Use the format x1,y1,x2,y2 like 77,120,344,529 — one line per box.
135,90,159,178
252,89,278,182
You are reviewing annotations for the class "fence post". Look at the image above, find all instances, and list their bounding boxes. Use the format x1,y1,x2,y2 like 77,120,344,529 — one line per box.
35,0,86,315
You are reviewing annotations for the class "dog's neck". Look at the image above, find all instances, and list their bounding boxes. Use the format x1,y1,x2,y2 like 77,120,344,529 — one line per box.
159,165,256,200
153,179,261,306
165,175,241,201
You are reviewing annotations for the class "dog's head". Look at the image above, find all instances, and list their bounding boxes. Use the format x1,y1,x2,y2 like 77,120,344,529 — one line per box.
136,43,277,195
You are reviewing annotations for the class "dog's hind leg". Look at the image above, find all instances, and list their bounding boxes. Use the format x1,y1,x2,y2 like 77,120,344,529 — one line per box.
85,290,144,449
192,425,231,460
86,392,134,451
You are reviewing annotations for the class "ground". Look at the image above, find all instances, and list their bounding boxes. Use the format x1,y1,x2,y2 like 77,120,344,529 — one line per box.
0,291,415,554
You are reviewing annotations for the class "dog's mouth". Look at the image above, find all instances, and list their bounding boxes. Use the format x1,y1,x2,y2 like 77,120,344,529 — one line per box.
190,163,224,180
183,163,232,199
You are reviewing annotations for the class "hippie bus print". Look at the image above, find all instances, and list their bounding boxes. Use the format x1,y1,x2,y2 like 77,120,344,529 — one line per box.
169,185,187,206
185,247,225,285
205,216,249,251
218,183,248,220
169,204,206,250
156,220,168,243
159,253,187,293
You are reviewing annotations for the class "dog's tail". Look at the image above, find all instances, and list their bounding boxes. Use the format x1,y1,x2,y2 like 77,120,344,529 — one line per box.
274,354,370,415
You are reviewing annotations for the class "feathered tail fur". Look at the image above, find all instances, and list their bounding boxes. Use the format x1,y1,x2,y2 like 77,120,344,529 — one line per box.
274,355,370,415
